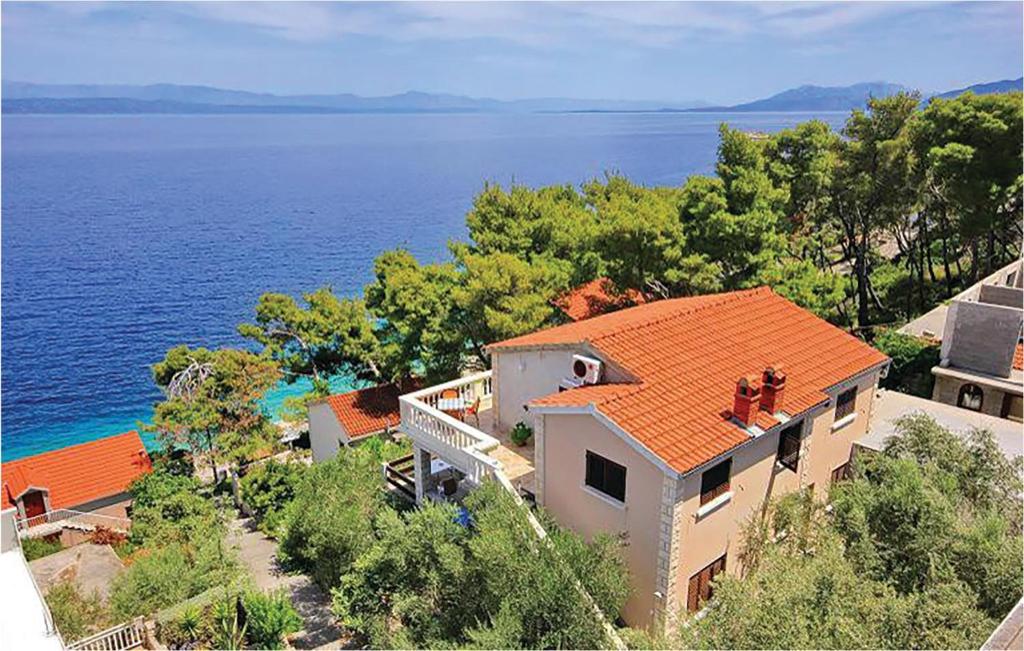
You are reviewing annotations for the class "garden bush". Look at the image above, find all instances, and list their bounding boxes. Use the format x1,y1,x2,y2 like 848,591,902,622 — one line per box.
109,538,242,619
239,459,305,537
156,588,301,650
45,581,112,643
242,589,303,649
332,480,630,649
874,329,940,397
21,536,63,561
279,448,385,589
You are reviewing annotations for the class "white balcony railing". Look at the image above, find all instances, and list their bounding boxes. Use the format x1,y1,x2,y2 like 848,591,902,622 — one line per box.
400,371,500,485
67,617,145,651
16,509,131,538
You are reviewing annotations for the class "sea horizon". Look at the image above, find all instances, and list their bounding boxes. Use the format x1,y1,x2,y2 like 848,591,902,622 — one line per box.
1,110,848,461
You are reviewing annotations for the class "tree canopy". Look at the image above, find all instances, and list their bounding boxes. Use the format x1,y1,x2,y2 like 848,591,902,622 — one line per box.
677,415,1022,650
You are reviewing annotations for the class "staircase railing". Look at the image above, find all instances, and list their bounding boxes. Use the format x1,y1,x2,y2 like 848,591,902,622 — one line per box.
16,509,131,536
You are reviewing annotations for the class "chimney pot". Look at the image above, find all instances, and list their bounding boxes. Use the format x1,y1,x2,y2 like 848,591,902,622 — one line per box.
733,375,761,427
760,366,787,414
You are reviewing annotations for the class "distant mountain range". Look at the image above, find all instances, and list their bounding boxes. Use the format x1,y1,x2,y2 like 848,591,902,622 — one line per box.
689,78,1022,112
0,82,707,114
689,82,909,112
932,77,1023,100
2,78,1020,115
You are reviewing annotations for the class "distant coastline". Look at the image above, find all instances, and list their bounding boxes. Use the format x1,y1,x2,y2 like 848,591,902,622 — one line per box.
4,77,1020,115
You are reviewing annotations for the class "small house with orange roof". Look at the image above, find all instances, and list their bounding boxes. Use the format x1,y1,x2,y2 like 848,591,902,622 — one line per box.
2,431,152,524
397,287,890,630
553,277,646,322
308,383,404,462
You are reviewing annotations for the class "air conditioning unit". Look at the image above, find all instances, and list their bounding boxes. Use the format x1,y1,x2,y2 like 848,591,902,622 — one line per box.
571,354,602,385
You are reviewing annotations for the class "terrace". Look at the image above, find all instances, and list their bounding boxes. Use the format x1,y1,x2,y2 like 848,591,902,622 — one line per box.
392,371,535,504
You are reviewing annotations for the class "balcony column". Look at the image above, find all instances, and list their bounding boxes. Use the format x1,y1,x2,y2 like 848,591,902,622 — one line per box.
412,443,432,504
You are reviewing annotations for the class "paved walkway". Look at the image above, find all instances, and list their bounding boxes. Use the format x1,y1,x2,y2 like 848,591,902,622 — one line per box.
228,518,353,649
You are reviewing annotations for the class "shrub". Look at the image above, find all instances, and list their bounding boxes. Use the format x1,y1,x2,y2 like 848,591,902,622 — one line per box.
239,460,305,536
128,468,201,510
21,536,63,561
211,596,248,651
280,448,385,589
332,480,629,649
158,603,207,649
510,421,533,446
873,329,940,397
45,581,111,643
89,526,128,547
242,589,303,649
109,538,242,619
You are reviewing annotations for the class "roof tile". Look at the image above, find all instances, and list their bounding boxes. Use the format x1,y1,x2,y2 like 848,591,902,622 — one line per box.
2,431,152,511
495,287,888,474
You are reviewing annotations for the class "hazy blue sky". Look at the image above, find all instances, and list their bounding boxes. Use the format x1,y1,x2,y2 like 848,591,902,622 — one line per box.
3,1,1021,104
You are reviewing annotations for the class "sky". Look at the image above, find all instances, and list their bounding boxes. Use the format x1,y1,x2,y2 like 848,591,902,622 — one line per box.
2,1,1021,105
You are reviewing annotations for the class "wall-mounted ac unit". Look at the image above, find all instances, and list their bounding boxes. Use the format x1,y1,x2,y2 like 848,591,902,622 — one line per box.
571,354,602,385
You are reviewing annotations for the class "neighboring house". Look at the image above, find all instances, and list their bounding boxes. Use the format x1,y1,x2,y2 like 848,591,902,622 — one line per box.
554,277,646,322
399,287,889,631
930,260,1023,422
0,510,62,651
1,431,152,526
308,383,403,463
857,389,1023,462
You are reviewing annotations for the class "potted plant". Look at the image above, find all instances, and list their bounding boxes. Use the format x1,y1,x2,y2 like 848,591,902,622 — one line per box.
510,421,533,447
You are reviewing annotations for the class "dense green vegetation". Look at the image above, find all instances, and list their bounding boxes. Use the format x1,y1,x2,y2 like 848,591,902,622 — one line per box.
21,535,64,561
331,481,629,649
873,330,941,396
665,415,1022,650
273,448,629,648
109,467,245,620
233,91,1020,404
238,459,307,537
158,589,302,650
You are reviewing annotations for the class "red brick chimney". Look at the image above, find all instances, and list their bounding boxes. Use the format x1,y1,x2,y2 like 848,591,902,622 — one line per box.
760,366,787,414
733,375,761,427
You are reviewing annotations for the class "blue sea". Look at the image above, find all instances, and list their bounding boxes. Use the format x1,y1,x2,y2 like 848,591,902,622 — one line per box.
1,111,847,461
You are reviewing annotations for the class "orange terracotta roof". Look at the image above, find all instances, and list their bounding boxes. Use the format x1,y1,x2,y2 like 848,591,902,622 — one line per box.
2,431,152,511
1014,343,1022,371
554,278,647,321
321,383,403,437
496,287,889,474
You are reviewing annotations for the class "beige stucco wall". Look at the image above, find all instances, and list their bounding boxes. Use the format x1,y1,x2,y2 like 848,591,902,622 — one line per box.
668,369,879,622
308,402,348,463
492,347,636,432
538,412,666,628
669,422,803,619
932,375,1017,419
532,367,882,629
800,371,879,491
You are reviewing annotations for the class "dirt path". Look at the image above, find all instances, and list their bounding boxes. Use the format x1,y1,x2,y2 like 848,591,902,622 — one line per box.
228,517,354,649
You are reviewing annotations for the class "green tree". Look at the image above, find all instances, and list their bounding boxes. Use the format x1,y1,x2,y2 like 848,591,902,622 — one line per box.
450,248,561,364
364,249,464,383
238,287,380,394
912,92,1023,283
829,93,920,329
149,345,281,478
465,182,601,285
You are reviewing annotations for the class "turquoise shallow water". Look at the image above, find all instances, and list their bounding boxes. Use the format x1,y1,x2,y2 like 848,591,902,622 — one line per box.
1,111,847,461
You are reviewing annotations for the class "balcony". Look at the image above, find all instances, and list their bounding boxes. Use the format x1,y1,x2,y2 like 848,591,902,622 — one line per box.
398,371,534,502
